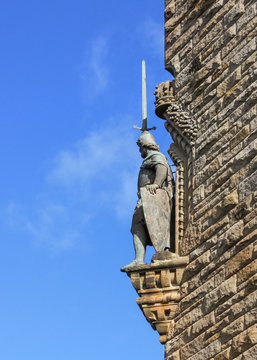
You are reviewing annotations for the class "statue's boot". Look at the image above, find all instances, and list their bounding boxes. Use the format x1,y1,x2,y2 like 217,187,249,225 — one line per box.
121,231,146,270
121,260,144,271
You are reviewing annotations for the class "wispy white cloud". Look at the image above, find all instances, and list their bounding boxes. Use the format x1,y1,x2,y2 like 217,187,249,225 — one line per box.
5,117,141,253
138,18,164,58
48,117,140,217
81,35,109,98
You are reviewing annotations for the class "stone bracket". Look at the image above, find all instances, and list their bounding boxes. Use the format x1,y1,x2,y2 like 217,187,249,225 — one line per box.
122,255,189,344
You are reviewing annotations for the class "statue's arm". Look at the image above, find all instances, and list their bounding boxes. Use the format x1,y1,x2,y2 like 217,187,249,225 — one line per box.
146,164,167,194
154,164,167,187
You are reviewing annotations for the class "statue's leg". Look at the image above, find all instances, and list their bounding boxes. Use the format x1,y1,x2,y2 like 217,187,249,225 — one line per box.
121,203,148,270
121,223,147,270
133,223,147,264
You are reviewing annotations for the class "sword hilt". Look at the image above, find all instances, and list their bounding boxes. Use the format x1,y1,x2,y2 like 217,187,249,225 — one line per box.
133,125,156,131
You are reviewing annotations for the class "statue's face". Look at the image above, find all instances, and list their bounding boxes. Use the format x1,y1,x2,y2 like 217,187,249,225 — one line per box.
139,145,147,158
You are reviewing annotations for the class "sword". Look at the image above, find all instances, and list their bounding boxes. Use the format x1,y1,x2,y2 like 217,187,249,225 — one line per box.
133,60,156,132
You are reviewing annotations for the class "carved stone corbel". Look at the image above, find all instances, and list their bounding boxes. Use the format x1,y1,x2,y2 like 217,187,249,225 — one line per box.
154,81,198,255
166,103,198,145
121,251,189,344
154,81,197,147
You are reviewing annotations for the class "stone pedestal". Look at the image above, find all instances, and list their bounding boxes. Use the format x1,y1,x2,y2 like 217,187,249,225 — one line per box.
121,252,189,344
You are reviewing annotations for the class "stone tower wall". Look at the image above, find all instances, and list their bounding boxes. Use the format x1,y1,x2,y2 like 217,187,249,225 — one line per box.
163,1,257,359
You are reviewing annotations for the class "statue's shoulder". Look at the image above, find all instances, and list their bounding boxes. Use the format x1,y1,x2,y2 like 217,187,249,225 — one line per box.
147,151,168,166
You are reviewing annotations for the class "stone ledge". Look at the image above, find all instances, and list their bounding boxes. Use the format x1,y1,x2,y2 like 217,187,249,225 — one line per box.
121,256,189,273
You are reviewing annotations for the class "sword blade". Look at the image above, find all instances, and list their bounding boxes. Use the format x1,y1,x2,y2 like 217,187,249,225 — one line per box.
142,60,147,130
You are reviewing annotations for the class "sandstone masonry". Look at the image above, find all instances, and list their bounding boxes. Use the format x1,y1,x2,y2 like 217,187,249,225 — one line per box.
161,1,257,359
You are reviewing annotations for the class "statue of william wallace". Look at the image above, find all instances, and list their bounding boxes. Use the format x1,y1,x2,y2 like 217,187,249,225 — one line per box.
122,62,174,270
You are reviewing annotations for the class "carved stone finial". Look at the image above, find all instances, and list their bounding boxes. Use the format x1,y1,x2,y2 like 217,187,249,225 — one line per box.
154,81,175,119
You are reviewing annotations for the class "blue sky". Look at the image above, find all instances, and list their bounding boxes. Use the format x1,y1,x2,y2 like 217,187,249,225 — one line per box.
0,1,174,359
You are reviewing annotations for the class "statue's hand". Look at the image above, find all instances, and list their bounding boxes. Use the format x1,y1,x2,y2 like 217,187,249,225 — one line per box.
146,184,159,195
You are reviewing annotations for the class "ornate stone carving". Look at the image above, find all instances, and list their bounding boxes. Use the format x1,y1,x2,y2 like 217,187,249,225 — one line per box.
155,81,198,145
167,143,187,254
166,104,198,144
155,80,197,255
165,121,191,155
154,81,175,119
121,251,189,344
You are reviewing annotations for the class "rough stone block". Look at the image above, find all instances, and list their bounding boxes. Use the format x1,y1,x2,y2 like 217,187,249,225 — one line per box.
206,316,230,340
230,38,256,66
223,1,245,27
167,349,180,360
223,220,244,247
226,290,257,324
244,208,257,227
194,155,206,174
236,1,257,32
216,66,241,98
220,316,245,343
237,259,257,286
231,324,257,357
188,339,221,360
241,343,257,360
179,330,208,359
225,244,253,278
183,251,211,281
245,307,257,328
203,276,237,313
211,189,238,222
214,347,231,360
193,184,205,207
224,75,250,107
212,166,234,190
189,312,215,339
244,274,257,294
244,216,257,236
224,188,239,207
201,216,230,243
242,51,257,75
230,125,250,149
181,277,215,311
239,168,257,202
175,306,204,334
214,268,226,287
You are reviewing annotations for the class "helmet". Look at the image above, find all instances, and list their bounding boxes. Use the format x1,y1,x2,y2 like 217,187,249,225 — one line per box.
137,131,158,147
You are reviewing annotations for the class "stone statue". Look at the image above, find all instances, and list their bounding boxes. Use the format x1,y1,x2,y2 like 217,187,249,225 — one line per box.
122,131,174,270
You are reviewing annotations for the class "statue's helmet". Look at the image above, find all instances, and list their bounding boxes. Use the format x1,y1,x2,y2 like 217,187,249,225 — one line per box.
137,131,158,148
